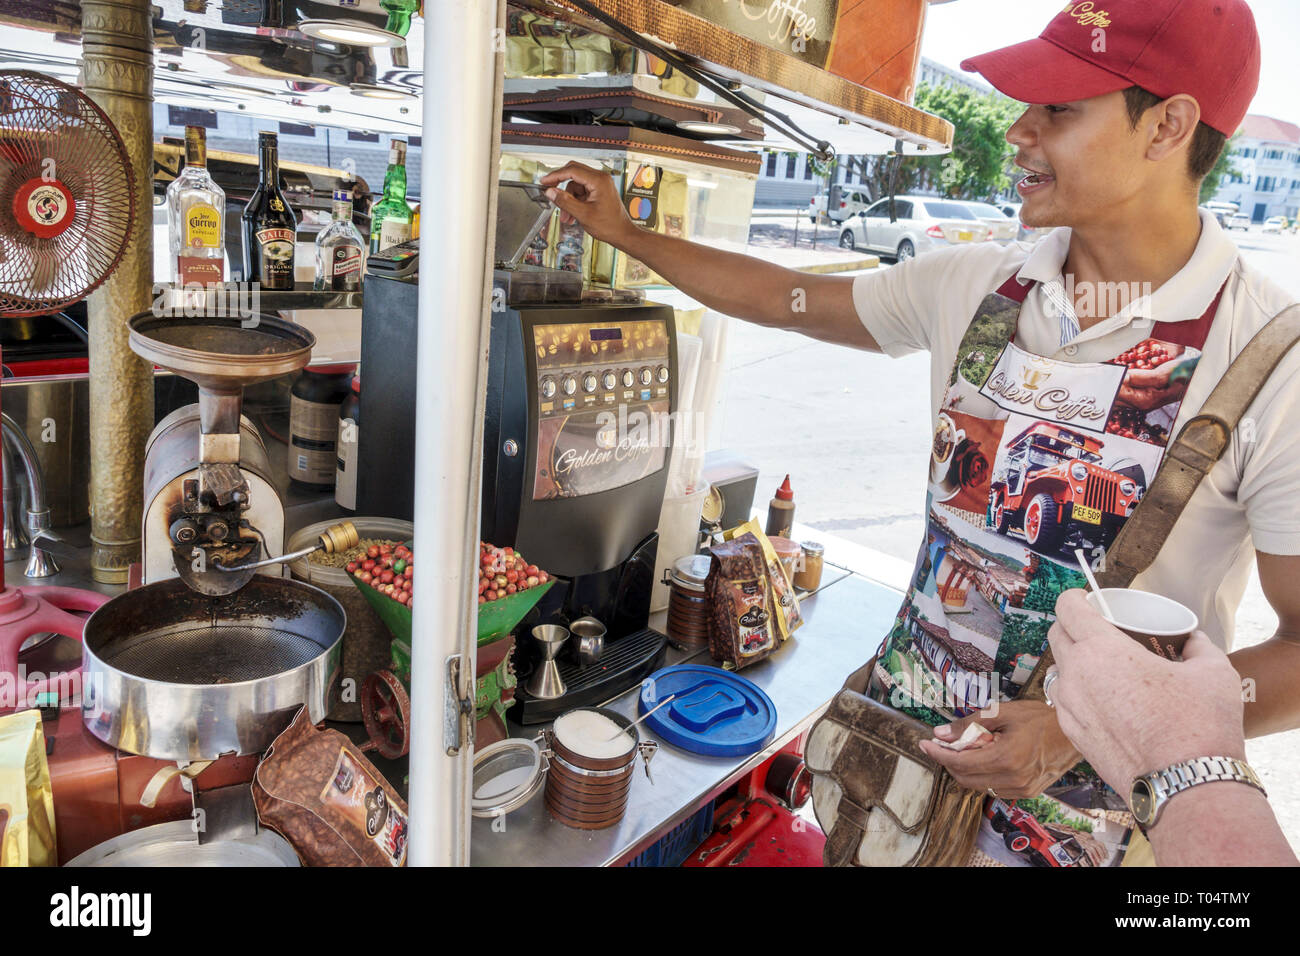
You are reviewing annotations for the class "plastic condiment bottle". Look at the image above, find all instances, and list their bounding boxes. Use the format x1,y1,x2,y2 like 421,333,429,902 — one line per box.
765,475,795,539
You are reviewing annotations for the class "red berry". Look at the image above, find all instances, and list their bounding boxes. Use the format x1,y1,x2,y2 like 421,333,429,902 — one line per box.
486,589,498,601
346,561,357,573
367,545,380,559
506,583,517,594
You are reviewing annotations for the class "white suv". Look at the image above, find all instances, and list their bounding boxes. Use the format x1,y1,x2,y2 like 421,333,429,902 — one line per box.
838,196,992,260
811,187,872,223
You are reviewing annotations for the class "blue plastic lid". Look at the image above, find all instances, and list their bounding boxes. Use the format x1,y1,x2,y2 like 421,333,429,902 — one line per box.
638,665,777,757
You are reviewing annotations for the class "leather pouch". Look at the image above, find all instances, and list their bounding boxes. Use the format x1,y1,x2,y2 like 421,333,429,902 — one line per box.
805,659,984,867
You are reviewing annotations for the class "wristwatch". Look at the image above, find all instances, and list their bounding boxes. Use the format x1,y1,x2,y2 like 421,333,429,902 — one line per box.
1129,756,1266,831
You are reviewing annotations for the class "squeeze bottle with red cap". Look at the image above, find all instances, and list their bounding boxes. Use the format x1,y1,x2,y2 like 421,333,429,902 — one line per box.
765,475,796,539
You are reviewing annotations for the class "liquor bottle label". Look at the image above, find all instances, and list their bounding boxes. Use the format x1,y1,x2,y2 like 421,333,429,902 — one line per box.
256,227,296,286
185,204,221,248
332,246,363,276
177,256,224,286
379,218,411,250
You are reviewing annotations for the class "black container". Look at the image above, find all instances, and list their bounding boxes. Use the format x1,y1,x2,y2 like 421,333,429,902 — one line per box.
288,364,354,488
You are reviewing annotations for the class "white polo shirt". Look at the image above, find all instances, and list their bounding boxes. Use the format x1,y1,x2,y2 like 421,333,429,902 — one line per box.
851,210,1300,650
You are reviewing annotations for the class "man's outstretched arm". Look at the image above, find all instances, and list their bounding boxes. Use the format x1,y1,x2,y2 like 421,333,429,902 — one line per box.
539,162,880,352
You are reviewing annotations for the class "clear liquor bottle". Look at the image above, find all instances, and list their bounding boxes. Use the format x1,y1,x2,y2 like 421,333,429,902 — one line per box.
314,189,366,291
369,139,412,254
166,125,226,287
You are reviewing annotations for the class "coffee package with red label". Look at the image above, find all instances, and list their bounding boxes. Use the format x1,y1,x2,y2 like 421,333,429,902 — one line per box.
252,708,407,867
706,533,779,671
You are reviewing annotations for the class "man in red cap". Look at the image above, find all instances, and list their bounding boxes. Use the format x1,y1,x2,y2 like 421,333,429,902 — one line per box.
541,0,1300,865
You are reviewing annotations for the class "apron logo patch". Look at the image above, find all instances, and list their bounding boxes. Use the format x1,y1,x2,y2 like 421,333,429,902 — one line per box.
978,342,1122,432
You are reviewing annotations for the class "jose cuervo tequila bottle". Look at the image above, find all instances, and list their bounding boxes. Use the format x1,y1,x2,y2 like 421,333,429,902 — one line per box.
167,125,225,287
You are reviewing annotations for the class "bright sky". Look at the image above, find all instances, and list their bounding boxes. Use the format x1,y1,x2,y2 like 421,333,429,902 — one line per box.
921,0,1299,126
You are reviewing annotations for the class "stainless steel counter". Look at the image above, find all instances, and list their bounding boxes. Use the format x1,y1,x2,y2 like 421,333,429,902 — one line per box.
470,569,904,867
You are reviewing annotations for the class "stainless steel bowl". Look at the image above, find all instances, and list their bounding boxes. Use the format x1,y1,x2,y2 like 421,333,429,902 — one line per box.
81,575,345,760
568,616,606,666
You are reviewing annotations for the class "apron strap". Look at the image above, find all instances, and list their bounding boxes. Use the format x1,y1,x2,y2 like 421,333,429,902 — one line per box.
995,275,1032,303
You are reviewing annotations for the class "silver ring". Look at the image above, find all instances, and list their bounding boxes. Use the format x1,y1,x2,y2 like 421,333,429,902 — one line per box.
1042,668,1059,708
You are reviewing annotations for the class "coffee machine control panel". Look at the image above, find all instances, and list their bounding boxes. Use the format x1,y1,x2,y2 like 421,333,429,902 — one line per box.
533,319,671,418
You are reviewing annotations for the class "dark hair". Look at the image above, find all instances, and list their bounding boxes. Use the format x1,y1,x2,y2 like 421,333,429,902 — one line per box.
1122,86,1227,181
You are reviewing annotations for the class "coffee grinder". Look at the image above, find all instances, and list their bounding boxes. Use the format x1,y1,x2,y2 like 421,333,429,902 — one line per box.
129,310,313,594
359,182,677,723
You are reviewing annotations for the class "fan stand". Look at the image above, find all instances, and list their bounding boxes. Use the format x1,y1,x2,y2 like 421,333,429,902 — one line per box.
0,345,110,705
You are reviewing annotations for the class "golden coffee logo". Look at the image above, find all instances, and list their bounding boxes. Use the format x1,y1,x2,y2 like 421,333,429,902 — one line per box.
1061,2,1112,28
185,203,220,248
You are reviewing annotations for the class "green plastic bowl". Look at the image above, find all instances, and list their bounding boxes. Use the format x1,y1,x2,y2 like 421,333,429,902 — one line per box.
350,568,554,649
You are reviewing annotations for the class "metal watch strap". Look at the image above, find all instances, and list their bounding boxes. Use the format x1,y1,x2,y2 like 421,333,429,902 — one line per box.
1021,302,1300,698
1139,756,1266,826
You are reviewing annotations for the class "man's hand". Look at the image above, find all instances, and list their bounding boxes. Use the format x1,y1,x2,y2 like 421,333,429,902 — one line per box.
1047,588,1247,795
918,699,1082,798
538,162,637,248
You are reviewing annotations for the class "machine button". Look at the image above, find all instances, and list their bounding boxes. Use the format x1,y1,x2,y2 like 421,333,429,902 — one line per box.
621,369,634,388
562,376,577,395
638,367,652,386
656,365,669,384
602,370,617,390
540,377,556,399
583,373,598,393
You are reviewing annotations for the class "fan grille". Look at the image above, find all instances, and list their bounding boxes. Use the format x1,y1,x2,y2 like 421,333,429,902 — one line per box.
0,70,136,317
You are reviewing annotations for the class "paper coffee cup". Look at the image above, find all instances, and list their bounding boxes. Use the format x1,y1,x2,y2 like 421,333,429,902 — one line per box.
1085,589,1197,660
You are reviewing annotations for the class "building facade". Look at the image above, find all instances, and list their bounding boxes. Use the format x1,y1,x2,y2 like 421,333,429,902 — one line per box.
1211,114,1300,222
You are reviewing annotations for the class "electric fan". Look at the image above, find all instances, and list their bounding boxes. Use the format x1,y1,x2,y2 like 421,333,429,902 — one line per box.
0,70,136,702
0,69,136,316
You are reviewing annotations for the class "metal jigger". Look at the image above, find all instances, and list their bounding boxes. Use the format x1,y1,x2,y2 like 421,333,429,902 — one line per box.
526,625,569,700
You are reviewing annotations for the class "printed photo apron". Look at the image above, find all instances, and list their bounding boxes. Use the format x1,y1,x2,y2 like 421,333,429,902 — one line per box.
869,274,1222,867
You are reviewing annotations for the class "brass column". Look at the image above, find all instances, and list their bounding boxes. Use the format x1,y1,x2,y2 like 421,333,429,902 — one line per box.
80,0,155,582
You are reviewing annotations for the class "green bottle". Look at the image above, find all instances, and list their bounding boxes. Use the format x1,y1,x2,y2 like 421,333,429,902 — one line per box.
369,139,412,254
382,0,420,37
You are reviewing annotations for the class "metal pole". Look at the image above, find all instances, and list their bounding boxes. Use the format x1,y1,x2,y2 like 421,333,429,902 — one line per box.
409,0,503,866
80,0,155,583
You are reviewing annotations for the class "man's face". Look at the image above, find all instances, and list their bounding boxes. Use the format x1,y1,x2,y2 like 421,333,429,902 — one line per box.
1005,90,1151,230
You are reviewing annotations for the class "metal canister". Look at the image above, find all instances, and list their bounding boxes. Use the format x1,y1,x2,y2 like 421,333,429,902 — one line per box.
665,554,712,649
543,707,656,831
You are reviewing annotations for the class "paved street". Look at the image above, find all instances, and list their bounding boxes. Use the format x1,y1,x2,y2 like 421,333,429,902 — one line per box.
717,225,1300,852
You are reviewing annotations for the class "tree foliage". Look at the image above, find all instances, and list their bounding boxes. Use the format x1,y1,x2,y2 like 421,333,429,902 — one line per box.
911,84,1023,200
1200,131,1242,204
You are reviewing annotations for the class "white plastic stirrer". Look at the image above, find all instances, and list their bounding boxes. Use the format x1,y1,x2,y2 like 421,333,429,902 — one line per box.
1074,548,1116,622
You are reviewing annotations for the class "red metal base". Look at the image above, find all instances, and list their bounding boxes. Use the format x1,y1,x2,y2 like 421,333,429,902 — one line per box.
682,797,825,867
0,585,109,704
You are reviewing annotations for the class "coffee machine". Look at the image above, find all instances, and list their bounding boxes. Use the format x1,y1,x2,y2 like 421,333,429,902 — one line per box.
360,182,676,722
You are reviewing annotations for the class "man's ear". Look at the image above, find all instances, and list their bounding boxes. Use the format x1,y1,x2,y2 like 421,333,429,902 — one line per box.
1145,93,1201,166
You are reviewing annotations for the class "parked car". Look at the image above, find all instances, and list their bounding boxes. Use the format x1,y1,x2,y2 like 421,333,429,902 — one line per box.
957,201,1019,243
1263,216,1287,234
1203,201,1238,228
996,201,1048,243
811,186,872,223
1227,212,1252,231
837,196,992,260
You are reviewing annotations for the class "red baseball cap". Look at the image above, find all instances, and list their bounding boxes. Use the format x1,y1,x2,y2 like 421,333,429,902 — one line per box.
960,0,1261,136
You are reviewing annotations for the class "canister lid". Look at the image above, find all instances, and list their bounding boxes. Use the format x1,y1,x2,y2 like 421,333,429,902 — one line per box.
638,665,777,758
799,541,825,557
670,554,712,592
471,737,545,817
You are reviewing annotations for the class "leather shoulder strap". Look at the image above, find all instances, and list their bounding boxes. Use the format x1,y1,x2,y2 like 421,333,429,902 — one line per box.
1022,302,1300,697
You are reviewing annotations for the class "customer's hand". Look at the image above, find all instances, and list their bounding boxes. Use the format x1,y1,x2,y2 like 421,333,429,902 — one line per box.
538,162,637,247
919,699,1082,798
1047,588,1247,795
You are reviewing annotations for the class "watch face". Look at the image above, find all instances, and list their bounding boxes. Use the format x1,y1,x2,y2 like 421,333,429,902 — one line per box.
1131,780,1155,823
